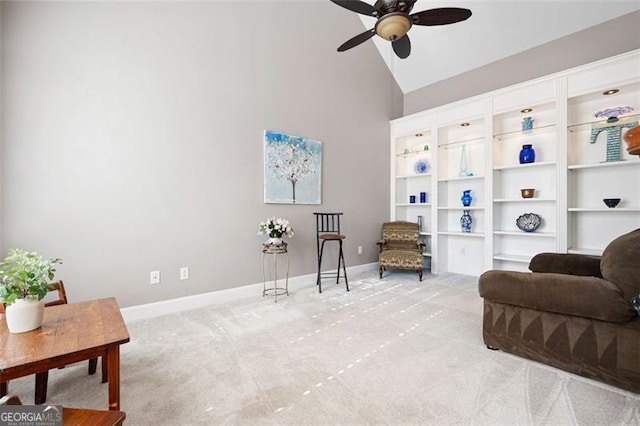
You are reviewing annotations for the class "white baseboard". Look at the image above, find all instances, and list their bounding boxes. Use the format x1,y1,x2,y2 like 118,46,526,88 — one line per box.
120,262,378,323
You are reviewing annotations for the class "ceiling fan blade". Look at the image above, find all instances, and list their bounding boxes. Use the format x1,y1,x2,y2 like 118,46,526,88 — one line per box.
330,0,380,17
392,34,411,59
410,7,472,26
337,28,376,52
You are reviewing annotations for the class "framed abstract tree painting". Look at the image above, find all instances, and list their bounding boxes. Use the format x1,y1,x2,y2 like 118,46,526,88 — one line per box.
263,130,322,204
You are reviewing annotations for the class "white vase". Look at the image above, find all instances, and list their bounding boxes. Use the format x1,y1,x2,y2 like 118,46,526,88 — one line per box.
5,297,45,333
265,237,283,246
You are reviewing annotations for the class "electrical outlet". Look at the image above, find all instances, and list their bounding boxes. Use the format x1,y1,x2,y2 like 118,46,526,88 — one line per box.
358,246,363,255
150,270,161,285
180,267,189,280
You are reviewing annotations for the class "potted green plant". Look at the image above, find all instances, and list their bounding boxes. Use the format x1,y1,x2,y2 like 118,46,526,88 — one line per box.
0,249,62,333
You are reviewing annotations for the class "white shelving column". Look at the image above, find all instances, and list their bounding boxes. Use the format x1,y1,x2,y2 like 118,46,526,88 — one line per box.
390,112,437,272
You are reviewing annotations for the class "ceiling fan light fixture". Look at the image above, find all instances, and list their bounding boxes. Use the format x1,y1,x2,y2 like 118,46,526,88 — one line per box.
375,12,412,41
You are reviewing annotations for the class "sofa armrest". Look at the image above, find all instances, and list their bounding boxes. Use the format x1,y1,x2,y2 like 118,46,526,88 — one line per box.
478,270,635,323
528,253,602,277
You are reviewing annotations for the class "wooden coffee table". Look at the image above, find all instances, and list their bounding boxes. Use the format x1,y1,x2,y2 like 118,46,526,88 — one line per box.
0,298,130,410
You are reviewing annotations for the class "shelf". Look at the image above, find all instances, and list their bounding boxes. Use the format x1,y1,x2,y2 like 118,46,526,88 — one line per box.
494,230,556,237
437,175,484,182
438,206,484,211
567,247,603,257
568,160,640,170
396,148,432,158
438,231,484,238
568,208,640,212
567,114,640,132
397,173,432,179
493,123,557,141
419,231,432,236
422,252,432,257
438,136,484,149
494,161,556,171
494,198,555,203
396,203,432,207
493,253,531,263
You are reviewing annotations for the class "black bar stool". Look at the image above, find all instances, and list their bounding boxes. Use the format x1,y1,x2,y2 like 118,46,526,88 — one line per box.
314,212,349,293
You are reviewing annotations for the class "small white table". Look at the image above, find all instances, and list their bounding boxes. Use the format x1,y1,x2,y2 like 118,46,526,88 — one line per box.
262,242,289,302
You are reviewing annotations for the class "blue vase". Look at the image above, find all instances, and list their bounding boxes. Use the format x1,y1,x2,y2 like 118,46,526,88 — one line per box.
522,117,534,133
460,210,472,233
461,190,472,207
519,144,535,164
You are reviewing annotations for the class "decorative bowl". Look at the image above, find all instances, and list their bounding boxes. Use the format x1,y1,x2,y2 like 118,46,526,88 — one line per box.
516,213,542,232
520,188,535,198
603,198,621,208
414,158,429,174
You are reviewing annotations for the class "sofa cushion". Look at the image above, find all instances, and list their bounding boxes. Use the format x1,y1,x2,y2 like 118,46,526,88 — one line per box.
379,250,423,270
601,228,640,303
479,270,636,323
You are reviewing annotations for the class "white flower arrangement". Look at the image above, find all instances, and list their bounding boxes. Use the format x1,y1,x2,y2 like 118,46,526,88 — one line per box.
258,217,294,239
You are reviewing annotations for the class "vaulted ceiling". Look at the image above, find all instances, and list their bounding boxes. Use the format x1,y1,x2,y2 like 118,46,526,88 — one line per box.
337,1,640,93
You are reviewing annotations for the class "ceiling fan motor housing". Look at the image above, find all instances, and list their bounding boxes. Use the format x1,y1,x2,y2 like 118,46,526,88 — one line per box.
375,12,412,41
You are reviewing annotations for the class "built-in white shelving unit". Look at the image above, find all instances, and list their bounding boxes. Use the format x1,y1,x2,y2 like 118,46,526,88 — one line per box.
390,49,640,276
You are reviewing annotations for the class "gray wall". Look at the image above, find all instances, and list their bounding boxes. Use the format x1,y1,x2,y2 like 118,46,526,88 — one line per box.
404,11,640,114
1,1,400,307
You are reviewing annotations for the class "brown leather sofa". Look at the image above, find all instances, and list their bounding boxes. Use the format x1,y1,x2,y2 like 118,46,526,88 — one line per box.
479,228,640,393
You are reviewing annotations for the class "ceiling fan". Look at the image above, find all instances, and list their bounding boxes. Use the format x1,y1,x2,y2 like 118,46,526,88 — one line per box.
330,0,472,59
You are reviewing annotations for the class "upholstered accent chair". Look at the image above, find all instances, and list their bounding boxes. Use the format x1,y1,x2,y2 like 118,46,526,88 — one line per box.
378,221,425,281
479,228,640,393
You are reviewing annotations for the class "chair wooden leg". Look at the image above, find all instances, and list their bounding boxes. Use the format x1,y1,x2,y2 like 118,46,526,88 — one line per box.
88,358,98,375
101,355,108,383
379,266,384,279
0,381,7,397
35,371,49,405
418,269,423,281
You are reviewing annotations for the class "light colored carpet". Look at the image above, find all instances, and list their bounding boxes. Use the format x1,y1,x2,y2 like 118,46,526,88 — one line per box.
7,271,640,425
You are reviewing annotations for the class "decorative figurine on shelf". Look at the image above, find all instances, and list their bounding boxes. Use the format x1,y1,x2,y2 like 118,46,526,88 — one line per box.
521,116,534,133
461,190,473,207
458,144,474,177
460,210,472,233
519,144,536,164
591,106,638,162
417,215,424,231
